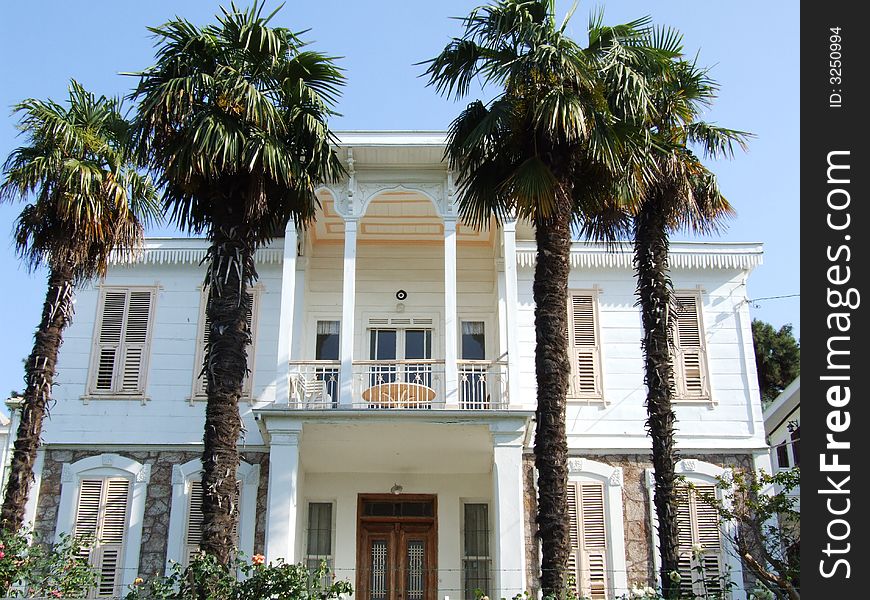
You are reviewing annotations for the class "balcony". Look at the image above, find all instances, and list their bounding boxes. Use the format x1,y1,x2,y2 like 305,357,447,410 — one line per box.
287,359,509,410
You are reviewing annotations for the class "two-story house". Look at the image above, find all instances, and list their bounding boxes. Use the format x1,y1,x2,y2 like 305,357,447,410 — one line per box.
6,132,772,600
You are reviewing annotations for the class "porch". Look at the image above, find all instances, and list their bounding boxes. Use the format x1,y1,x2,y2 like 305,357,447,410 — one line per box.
253,409,533,600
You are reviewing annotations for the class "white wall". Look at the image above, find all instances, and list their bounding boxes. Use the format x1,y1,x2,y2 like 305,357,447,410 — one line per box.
43,259,283,447
515,264,766,451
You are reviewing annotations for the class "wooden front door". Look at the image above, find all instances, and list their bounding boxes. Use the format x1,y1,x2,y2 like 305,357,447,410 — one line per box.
357,495,437,600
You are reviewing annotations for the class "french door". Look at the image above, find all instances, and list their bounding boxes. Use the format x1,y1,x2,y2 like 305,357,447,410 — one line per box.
357,496,437,600
369,328,433,387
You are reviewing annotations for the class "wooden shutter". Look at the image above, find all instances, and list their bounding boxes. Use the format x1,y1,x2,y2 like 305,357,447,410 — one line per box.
567,482,609,600
673,295,708,399
184,478,241,564
195,291,257,397
185,481,205,564
121,291,153,393
74,478,130,598
94,292,126,391
676,484,723,597
567,294,601,398
93,289,153,394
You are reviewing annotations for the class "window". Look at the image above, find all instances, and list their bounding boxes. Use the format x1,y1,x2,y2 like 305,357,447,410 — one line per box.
183,480,240,564
671,293,710,400
165,459,259,570
192,289,259,399
462,503,490,600
776,441,790,469
675,485,725,598
646,461,743,597
55,454,149,598
567,292,602,400
460,322,488,409
305,502,334,581
75,477,131,598
89,287,155,395
315,321,340,404
369,327,433,387
567,482,608,600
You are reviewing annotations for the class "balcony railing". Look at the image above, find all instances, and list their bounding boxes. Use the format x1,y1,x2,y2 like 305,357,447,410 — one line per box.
458,360,509,410
287,359,509,410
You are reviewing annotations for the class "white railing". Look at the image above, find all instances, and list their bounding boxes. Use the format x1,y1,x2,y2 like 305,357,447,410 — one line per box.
286,359,510,410
288,361,340,408
353,360,444,409
458,360,509,409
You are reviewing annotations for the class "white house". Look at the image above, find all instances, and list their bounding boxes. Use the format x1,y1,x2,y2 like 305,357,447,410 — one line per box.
763,376,800,506
5,132,771,600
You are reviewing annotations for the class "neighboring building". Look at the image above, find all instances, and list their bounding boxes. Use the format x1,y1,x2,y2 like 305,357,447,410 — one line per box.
763,376,800,504
0,408,10,488
13,132,770,600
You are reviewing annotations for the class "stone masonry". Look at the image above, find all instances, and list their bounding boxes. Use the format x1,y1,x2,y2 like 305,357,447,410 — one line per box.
33,448,269,579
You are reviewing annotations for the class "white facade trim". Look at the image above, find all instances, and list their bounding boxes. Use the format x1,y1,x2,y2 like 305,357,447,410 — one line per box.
645,460,746,599
165,458,259,571
109,239,284,266
567,458,629,597
516,241,763,270
55,454,150,593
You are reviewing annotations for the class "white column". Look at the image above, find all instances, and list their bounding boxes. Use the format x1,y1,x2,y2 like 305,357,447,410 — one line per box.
491,425,527,599
444,217,459,408
501,221,521,407
275,225,299,404
339,219,358,405
265,425,302,563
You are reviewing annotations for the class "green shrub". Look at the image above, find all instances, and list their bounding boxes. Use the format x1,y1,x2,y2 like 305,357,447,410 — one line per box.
124,554,352,600
0,529,97,598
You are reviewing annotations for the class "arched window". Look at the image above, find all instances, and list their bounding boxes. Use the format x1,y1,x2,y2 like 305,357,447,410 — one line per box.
566,458,628,599
165,458,260,569
55,454,150,598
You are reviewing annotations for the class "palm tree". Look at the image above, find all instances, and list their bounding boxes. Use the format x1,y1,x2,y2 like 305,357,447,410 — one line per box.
131,2,343,563
628,54,750,597
0,80,158,532
423,1,675,594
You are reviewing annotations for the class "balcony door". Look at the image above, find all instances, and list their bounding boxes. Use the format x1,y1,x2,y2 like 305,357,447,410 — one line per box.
369,328,432,387
357,496,437,600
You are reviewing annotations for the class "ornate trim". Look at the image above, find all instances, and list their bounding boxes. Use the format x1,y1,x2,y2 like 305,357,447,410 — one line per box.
567,458,586,473
136,464,152,484
516,242,763,270
609,467,624,488
109,242,284,266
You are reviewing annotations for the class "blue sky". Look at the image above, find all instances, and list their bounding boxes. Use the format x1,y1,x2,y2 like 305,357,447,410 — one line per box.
0,1,799,402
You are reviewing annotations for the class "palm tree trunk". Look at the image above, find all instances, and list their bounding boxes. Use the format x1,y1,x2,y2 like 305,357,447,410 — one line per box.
533,199,572,597
199,223,256,564
634,193,681,597
1,263,75,532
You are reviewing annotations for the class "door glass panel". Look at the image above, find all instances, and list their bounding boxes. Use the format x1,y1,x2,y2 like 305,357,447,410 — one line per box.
370,540,389,600
460,322,487,408
404,330,431,359
406,540,425,600
370,330,397,386
315,321,340,404
404,329,432,387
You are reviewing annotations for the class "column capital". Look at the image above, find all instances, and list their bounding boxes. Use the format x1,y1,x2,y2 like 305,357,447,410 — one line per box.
443,216,458,231
270,431,302,446
502,218,517,232
489,421,527,447
344,217,359,231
